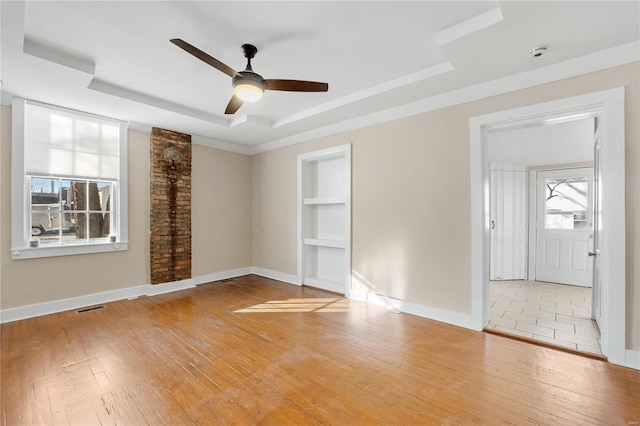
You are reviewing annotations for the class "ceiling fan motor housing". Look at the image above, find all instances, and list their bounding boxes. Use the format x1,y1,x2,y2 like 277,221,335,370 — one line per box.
232,70,265,91
232,70,265,90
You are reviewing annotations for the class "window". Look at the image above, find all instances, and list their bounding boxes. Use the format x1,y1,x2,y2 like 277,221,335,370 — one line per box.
544,176,588,230
11,98,128,259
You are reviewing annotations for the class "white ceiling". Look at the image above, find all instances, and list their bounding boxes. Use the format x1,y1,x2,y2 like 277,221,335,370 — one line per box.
1,1,638,154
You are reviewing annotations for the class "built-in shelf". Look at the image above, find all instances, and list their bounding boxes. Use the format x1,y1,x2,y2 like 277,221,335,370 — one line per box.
298,144,351,295
303,238,346,249
303,197,345,205
304,277,345,294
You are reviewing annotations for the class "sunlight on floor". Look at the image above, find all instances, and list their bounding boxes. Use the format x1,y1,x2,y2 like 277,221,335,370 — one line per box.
234,298,350,313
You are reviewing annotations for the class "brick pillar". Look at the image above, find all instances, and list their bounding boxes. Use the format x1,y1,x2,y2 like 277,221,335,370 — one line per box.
150,128,192,284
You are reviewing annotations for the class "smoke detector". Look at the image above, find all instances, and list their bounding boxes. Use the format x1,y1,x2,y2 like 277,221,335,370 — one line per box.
529,46,547,58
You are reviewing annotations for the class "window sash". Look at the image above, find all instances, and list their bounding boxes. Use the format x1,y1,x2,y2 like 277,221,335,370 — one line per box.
29,175,116,246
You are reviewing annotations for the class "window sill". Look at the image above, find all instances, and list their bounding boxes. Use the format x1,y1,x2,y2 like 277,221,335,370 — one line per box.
11,241,129,260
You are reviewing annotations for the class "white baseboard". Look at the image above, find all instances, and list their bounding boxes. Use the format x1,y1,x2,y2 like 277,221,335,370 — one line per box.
349,288,473,330
0,285,145,323
0,267,252,324
251,267,300,286
622,349,640,370
144,278,195,296
194,267,253,285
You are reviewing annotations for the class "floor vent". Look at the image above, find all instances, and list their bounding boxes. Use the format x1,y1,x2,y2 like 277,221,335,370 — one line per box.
77,305,105,314
220,278,234,283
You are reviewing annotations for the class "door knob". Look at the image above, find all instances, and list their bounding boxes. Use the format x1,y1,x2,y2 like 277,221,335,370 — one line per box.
588,252,596,257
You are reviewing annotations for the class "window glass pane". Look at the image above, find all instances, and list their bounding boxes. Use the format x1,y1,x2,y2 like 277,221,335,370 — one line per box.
32,212,60,243
90,212,110,238
68,212,88,241
96,182,112,213
544,177,588,230
63,180,88,212
31,177,59,209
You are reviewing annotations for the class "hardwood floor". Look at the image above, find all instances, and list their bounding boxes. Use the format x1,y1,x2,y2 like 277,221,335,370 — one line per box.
2,274,639,425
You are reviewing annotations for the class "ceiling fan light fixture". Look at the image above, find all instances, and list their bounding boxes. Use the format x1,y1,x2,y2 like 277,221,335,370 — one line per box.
233,82,264,102
232,72,266,102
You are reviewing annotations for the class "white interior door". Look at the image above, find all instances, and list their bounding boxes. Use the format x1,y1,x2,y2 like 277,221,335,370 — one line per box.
535,167,594,286
490,167,526,280
592,123,602,326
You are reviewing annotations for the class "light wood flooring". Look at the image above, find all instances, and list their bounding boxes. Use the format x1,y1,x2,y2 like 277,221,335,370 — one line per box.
2,275,639,425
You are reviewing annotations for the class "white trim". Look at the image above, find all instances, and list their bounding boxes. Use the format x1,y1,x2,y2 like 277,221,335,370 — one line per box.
470,87,627,365
0,268,252,324
251,267,299,286
304,277,345,294
250,41,639,155
623,350,640,370
527,169,537,280
436,7,503,46
0,286,144,324
145,278,195,297
349,289,472,330
272,62,454,129
87,78,228,127
11,97,27,251
23,37,95,75
11,242,129,260
191,135,253,156
117,122,129,244
194,267,253,285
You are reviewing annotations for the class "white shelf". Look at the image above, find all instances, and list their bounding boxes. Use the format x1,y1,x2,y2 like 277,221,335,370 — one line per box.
303,238,345,248
303,197,345,205
303,277,345,294
298,143,351,295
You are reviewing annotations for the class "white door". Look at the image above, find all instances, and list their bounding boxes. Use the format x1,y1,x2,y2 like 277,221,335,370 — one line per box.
535,167,594,286
591,123,602,325
490,168,526,280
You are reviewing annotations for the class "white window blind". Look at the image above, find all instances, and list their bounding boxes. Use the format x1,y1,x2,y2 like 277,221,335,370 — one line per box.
25,102,120,179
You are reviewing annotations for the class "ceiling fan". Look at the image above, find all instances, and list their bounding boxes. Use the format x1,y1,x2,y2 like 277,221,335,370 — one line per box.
170,39,329,114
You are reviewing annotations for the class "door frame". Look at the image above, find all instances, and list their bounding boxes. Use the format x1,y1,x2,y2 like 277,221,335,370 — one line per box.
469,87,626,366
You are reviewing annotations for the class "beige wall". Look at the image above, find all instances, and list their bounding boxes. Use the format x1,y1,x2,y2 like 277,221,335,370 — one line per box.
251,62,640,349
192,144,252,275
0,107,252,309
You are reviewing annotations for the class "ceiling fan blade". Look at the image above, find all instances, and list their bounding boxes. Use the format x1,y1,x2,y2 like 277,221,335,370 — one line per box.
224,95,244,114
264,79,328,92
170,38,239,78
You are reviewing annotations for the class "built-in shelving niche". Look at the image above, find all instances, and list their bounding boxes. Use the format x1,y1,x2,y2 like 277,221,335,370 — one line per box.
297,144,351,295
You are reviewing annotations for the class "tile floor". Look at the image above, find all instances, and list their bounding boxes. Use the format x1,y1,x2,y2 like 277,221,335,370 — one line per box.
487,280,602,355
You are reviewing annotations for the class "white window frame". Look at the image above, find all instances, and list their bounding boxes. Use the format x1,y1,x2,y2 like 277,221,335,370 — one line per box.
11,98,129,259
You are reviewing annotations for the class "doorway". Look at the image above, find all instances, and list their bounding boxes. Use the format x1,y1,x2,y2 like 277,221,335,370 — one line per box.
470,88,627,366
486,119,600,354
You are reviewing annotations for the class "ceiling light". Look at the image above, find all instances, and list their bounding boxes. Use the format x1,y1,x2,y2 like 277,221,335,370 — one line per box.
233,82,264,102
232,72,265,102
